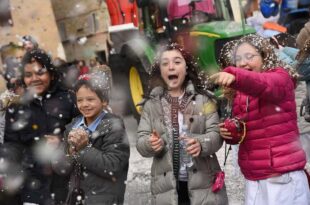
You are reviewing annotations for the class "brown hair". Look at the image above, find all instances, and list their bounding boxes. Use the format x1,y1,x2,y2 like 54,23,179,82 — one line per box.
148,42,209,96
234,34,298,79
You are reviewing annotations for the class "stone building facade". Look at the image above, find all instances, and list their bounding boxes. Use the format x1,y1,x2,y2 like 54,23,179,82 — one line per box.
0,0,111,91
0,0,65,91
51,0,111,63
0,0,64,59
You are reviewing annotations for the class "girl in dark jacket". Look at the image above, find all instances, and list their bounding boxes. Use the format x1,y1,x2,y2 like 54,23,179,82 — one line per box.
1,49,79,205
52,71,130,205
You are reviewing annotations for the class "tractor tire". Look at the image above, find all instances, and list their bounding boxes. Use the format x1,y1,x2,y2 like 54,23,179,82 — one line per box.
109,54,132,116
126,61,149,122
287,18,309,35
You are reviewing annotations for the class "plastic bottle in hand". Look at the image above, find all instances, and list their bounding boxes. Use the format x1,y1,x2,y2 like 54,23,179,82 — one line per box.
180,124,193,168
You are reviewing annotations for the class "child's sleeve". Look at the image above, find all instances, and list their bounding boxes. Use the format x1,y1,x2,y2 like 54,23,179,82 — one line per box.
136,101,168,158
191,96,223,157
224,66,295,103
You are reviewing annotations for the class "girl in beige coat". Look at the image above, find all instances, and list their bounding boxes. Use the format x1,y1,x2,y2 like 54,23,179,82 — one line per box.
136,43,228,205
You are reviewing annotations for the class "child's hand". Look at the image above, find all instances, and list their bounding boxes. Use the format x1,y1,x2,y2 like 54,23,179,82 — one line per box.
68,128,89,153
210,72,235,87
219,123,232,140
149,129,164,152
183,137,201,157
45,135,60,150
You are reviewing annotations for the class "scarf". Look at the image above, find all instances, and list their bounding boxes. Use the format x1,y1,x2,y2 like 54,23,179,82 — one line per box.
162,92,189,180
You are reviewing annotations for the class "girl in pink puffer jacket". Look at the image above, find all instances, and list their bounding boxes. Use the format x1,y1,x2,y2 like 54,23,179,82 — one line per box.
211,34,310,205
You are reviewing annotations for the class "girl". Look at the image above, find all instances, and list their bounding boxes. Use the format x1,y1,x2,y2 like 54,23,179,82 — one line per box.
136,43,228,205
211,34,310,205
1,49,78,205
53,72,130,205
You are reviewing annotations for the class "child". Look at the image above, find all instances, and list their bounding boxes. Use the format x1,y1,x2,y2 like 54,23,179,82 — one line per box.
52,71,130,205
211,34,310,205
1,49,78,205
136,43,228,205
0,56,24,143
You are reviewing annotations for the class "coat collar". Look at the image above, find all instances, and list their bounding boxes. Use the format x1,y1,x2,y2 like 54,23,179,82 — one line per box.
150,81,196,99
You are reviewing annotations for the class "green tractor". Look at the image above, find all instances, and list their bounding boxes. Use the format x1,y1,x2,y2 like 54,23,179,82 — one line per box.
108,0,255,119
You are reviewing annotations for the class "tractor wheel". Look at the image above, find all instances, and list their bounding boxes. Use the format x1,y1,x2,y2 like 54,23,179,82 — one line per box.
109,54,131,116
287,18,309,35
126,61,149,122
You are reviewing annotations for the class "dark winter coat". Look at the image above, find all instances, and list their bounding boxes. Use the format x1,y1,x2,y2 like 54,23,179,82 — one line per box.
1,85,79,204
136,82,228,205
53,113,130,205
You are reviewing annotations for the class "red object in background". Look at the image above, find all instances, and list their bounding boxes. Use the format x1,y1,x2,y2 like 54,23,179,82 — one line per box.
222,118,246,145
79,66,89,76
167,0,215,21
212,171,225,193
106,0,139,27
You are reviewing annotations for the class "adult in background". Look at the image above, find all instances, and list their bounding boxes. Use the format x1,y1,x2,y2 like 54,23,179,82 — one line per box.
0,49,79,205
296,37,310,159
76,60,89,77
53,57,79,91
296,21,310,121
21,35,39,52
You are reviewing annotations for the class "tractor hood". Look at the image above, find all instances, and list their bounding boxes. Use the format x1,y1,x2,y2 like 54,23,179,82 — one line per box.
191,21,256,38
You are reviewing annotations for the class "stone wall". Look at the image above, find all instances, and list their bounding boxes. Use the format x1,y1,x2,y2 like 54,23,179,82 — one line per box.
0,0,64,59
51,0,110,62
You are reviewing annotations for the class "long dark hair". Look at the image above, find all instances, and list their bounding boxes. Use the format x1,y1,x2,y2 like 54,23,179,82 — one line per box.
21,49,59,87
148,42,208,96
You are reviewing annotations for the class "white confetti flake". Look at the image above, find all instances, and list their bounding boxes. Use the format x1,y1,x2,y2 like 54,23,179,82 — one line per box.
77,195,82,201
77,37,87,45
275,106,281,112
53,128,61,135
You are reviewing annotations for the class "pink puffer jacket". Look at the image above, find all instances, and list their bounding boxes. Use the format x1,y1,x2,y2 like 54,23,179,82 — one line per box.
224,66,306,180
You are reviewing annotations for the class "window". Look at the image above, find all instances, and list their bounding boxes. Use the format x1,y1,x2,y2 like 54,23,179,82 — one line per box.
0,0,13,27
57,22,67,41
88,13,98,34
92,13,99,33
